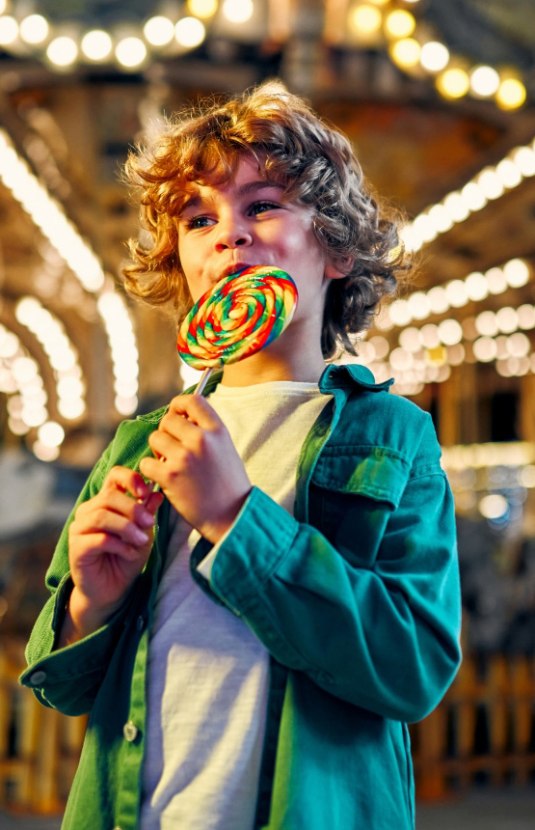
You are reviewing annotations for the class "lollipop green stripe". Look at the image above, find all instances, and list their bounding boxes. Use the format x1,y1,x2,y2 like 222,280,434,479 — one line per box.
176,265,298,371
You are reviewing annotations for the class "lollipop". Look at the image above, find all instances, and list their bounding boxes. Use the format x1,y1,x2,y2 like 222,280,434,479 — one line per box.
177,265,298,392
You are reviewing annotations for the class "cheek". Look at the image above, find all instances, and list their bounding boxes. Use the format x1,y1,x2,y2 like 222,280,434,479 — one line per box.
178,229,193,251
177,238,200,276
286,220,321,255
277,220,308,245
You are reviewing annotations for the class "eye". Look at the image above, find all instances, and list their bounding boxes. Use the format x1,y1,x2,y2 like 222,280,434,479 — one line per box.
248,200,281,216
184,214,214,230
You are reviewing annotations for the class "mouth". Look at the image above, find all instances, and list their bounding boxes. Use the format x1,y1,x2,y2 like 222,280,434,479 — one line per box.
218,262,252,281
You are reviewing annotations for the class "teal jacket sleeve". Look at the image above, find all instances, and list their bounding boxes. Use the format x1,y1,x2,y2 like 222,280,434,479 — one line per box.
192,414,462,724
19,422,157,716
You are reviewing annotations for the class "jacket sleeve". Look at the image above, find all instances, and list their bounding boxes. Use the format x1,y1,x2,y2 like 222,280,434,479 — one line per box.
191,412,462,724
20,437,138,715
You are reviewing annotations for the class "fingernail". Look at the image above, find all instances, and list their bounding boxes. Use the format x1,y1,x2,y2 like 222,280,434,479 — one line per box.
134,483,147,499
133,528,149,544
138,511,154,528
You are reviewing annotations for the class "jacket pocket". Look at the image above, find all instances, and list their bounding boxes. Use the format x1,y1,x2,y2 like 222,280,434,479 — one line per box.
308,445,410,567
312,444,409,506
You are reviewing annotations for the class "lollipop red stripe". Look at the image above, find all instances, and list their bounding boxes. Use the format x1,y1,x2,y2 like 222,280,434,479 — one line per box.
176,265,298,374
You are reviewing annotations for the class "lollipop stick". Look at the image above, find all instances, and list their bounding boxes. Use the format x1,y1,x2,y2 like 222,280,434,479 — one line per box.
193,367,214,396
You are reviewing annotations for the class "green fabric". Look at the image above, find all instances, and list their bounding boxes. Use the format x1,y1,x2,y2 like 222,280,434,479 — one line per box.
20,363,462,829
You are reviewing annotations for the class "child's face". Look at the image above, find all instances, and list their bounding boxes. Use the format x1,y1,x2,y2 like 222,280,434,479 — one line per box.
176,155,343,323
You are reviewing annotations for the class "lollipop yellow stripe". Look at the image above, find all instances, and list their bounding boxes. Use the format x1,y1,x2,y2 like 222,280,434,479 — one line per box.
176,265,298,370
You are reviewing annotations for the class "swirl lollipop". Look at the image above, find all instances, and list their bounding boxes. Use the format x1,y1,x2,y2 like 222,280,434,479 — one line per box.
177,265,298,393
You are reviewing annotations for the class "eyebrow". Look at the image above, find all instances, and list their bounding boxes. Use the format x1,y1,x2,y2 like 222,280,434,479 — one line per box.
179,180,284,215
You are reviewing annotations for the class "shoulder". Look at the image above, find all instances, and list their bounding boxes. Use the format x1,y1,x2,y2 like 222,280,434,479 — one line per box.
328,364,441,467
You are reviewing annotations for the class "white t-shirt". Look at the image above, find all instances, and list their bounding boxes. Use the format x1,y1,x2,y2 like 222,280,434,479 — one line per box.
139,381,330,830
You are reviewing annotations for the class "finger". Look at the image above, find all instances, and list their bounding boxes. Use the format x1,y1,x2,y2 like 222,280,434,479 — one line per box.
79,487,156,528
144,489,164,514
148,429,191,462
75,532,150,563
73,505,151,547
157,412,200,445
167,394,221,430
101,466,154,500
139,455,167,489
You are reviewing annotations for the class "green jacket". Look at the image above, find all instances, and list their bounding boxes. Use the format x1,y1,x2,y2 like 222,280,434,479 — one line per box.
21,363,462,829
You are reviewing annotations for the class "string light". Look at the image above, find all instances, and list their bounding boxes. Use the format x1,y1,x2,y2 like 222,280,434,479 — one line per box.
19,13,49,45
222,0,255,24
37,421,65,448
175,16,206,48
435,66,470,99
389,37,420,70
479,494,509,520
46,35,78,68
496,77,527,110
401,137,535,254
470,65,500,98
0,14,18,45
364,254,535,395
379,2,528,108
0,2,528,108
81,29,112,61
0,5,210,71
348,3,383,43
465,272,489,302
15,295,87,422
97,292,140,416
143,16,175,47
381,258,531,330
475,167,506,200
0,130,104,291
383,299,535,392
420,41,449,73
115,36,147,69
0,127,140,437
383,8,416,39
495,158,522,189
0,323,54,449
187,0,219,18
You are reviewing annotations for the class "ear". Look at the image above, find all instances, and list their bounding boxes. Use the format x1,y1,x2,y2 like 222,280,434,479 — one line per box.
325,256,354,281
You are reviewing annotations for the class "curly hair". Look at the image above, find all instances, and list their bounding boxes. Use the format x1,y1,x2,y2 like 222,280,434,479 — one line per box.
123,80,409,357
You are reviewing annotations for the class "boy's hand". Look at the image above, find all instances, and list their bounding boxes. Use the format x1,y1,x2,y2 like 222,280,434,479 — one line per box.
140,395,251,544
61,468,163,645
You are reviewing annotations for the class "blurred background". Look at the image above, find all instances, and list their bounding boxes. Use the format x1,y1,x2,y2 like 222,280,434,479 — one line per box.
0,0,534,826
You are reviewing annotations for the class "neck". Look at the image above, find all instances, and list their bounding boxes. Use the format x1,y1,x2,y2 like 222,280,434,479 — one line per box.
221,325,326,386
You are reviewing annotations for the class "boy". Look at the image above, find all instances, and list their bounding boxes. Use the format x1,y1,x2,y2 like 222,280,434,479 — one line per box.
22,81,462,829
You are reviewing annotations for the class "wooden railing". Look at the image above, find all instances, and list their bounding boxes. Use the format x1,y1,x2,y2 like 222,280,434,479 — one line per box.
1,641,534,815
411,654,535,798
0,640,86,814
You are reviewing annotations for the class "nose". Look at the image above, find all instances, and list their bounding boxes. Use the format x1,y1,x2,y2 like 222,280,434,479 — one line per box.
214,214,253,251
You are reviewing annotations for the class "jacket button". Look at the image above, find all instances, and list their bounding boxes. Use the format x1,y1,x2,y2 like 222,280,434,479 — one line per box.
29,670,47,685
123,720,139,742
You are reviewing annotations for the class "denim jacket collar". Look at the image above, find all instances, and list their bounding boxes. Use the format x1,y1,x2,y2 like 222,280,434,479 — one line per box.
190,362,393,399
319,362,394,394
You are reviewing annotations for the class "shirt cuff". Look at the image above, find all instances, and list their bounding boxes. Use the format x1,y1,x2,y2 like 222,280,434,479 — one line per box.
195,494,251,579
